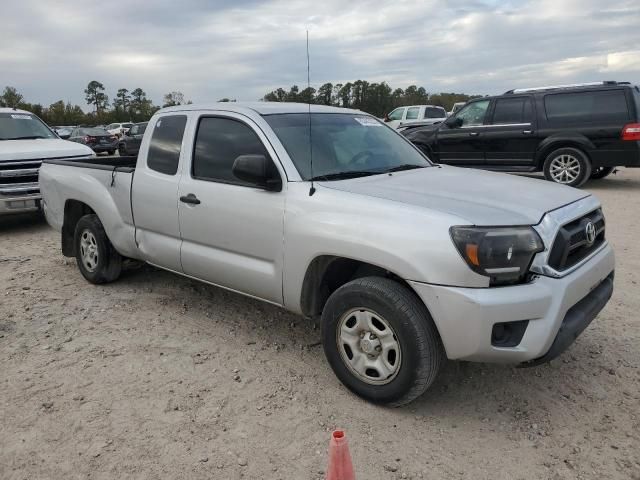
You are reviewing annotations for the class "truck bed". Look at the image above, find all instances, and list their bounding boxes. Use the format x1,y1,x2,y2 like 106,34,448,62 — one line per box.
39,155,140,259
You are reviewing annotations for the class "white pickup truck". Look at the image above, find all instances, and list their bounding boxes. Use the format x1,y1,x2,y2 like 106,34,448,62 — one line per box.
40,102,615,406
1,108,93,216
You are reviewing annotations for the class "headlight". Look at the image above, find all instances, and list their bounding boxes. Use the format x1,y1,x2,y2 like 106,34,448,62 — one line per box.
450,226,544,286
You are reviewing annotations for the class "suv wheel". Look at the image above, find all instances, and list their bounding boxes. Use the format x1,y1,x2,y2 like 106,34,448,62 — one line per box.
118,144,127,156
74,214,122,284
321,276,444,406
590,166,614,180
543,147,592,187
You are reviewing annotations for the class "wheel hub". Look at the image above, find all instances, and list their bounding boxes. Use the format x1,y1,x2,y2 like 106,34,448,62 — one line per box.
336,308,402,385
359,333,381,355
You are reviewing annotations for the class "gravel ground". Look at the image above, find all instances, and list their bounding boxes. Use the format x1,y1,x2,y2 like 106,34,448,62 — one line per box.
1,170,639,480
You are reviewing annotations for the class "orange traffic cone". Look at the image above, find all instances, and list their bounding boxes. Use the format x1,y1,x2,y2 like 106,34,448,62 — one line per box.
325,430,355,480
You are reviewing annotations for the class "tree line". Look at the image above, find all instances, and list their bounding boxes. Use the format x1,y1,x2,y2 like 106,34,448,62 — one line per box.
0,82,193,126
263,81,483,117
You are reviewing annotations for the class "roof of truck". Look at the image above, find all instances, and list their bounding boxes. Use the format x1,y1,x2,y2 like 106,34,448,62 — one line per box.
160,102,364,116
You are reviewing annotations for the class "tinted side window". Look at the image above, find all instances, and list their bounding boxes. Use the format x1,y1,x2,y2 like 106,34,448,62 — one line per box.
192,117,272,185
424,107,445,119
147,115,187,175
405,107,419,120
456,100,490,126
544,90,629,123
492,97,533,124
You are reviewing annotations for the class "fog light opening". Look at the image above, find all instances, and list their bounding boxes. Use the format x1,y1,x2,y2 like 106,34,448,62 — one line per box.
491,320,529,347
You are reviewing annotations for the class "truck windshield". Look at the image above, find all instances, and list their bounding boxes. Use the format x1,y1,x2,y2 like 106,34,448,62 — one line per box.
0,112,56,140
264,113,431,180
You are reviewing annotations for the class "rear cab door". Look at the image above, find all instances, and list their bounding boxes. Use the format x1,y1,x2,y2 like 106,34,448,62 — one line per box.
131,113,188,272
483,95,538,168
177,111,287,304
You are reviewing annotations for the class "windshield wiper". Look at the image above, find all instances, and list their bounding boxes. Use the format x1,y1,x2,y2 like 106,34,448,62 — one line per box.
5,135,49,140
384,164,428,173
309,170,382,181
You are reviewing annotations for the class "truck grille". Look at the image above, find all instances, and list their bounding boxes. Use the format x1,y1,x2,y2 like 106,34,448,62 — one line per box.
0,160,42,198
548,208,605,271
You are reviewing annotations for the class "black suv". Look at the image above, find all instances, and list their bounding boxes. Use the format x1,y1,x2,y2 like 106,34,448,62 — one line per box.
117,122,147,157
402,81,640,187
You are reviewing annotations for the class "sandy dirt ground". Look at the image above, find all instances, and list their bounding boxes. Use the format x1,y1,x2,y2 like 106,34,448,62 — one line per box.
1,170,639,480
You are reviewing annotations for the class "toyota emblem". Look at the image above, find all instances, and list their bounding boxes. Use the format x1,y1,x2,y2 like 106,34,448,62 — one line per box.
585,221,596,246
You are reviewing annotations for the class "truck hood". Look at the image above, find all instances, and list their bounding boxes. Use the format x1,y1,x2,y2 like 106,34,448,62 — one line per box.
321,166,589,226
0,139,94,162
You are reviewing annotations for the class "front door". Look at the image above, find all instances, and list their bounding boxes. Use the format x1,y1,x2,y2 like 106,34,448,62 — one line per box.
385,107,406,129
178,114,286,304
435,99,490,165
483,96,538,167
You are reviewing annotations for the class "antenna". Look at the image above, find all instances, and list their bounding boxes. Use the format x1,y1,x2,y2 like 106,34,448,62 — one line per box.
307,30,316,196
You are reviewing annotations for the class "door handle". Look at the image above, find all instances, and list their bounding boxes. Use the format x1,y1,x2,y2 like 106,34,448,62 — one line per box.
522,130,533,134
469,132,479,136
180,194,201,205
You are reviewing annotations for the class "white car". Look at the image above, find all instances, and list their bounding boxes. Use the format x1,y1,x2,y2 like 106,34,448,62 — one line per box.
384,105,447,129
0,108,93,216
106,122,133,138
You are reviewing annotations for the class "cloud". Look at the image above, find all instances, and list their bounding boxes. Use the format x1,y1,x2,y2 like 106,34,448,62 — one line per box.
1,0,638,109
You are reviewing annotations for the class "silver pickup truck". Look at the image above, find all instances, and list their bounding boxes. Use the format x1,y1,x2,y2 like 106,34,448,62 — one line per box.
39,103,615,406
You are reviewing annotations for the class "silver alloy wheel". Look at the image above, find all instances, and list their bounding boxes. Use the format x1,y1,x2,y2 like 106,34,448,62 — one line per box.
79,229,99,272
336,308,402,385
549,154,581,184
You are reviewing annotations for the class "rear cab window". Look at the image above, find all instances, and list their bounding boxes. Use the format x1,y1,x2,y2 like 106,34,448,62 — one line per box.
544,89,630,123
405,107,420,120
424,107,445,119
147,115,187,175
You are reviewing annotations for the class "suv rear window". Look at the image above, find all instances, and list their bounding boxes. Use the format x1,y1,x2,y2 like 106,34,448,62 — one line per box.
544,89,629,123
147,115,187,175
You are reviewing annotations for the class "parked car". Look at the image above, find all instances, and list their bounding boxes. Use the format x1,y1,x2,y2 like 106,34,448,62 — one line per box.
384,105,447,129
40,102,614,406
118,122,147,157
448,102,467,116
0,108,92,216
402,81,640,187
106,122,133,138
52,126,75,138
68,127,118,154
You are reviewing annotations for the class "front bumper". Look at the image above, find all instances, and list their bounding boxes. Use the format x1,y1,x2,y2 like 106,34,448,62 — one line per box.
0,194,41,215
409,242,615,363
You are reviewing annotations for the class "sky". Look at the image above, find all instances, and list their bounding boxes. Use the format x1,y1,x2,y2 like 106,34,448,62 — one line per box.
2,0,639,109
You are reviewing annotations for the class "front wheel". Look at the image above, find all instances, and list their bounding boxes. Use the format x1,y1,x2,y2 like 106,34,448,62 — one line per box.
590,166,615,180
543,147,591,187
118,144,127,156
321,277,444,406
74,214,122,284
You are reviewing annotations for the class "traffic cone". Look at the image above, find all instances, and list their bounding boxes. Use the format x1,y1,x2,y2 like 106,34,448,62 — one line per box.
325,430,355,480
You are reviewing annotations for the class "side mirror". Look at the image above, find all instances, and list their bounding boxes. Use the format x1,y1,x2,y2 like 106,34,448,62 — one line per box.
445,116,463,128
232,154,282,191
384,114,391,123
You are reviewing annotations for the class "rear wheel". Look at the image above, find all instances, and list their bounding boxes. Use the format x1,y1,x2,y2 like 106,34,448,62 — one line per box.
543,147,591,187
74,214,122,284
321,276,444,406
590,166,615,180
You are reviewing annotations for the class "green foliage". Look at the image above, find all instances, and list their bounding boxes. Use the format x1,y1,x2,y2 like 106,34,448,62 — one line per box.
262,80,483,116
2,84,161,126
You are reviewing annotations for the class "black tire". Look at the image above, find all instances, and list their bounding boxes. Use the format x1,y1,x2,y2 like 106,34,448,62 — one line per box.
590,166,614,180
108,150,115,156
118,144,127,156
321,276,444,406
73,214,122,284
543,147,592,187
